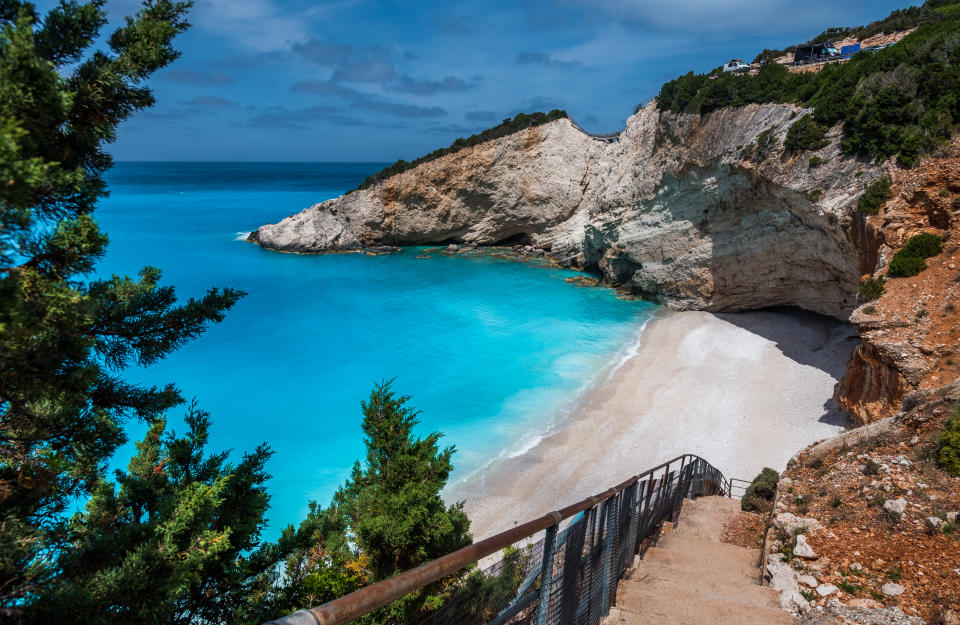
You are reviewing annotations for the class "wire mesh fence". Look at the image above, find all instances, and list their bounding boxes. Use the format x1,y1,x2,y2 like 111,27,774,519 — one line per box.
266,455,731,625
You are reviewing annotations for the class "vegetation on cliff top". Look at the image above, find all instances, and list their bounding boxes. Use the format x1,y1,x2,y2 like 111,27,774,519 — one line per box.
752,4,930,65
355,109,569,191
657,0,960,168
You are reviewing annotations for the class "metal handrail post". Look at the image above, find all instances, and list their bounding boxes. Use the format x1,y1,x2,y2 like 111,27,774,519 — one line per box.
638,477,655,549
535,521,560,625
599,496,617,615
672,456,689,522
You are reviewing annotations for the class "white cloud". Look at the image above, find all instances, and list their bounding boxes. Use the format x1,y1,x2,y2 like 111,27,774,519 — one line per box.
192,0,310,51
560,0,850,37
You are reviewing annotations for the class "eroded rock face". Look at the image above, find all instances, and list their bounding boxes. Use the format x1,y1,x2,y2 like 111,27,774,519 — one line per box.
833,143,960,423
835,341,906,426
251,102,889,319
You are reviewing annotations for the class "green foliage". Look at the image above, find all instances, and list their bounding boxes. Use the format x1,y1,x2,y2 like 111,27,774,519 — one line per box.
427,547,528,624
886,566,904,581
864,458,881,475
858,177,892,214
809,189,823,201
0,2,308,622
837,580,863,595
356,110,568,190
786,115,829,152
269,381,474,624
755,126,779,158
859,275,886,301
900,232,944,257
938,406,960,476
658,1,960,167
808,155,824,168
741,467,780,512
30,404,286,624
889,232,943,277
889,254,927,276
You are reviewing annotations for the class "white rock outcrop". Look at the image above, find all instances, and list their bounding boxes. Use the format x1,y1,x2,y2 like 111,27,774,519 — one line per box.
793,534,817,559
251,103,888,319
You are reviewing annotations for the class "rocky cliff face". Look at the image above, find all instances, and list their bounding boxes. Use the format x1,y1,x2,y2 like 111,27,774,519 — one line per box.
251,103,888,320
834,145,960,425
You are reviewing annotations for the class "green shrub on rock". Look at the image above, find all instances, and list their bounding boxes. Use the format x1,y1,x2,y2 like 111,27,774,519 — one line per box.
786,115,829,152
939,406,960,476
888,232,944,277
859,275,886,301
858,177,893,214
900,232,944,258
889,254,927,277
741,467,780,512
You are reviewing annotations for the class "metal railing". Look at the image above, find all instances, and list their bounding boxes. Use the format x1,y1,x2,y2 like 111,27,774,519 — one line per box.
567,118,622,142
727,477,751,500
267,454,731,625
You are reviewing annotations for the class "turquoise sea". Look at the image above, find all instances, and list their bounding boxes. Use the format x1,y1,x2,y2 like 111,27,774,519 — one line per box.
98,162,656,537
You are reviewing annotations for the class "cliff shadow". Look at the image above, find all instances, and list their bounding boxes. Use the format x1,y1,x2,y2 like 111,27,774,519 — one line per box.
818,397,849,427
715,306,860,382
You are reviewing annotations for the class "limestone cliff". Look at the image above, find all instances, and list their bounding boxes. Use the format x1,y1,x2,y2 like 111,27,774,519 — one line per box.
250,103,889,320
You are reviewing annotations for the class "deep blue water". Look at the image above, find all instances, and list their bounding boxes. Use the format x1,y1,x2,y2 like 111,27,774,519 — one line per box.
98,162,656,536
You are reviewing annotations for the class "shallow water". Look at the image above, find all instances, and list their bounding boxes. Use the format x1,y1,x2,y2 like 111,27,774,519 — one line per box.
98,162,656,536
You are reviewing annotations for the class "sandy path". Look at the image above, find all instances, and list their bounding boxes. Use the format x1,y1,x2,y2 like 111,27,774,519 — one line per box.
448,309,859,540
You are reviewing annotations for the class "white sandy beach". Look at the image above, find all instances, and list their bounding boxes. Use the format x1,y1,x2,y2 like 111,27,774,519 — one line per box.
450,309,859,540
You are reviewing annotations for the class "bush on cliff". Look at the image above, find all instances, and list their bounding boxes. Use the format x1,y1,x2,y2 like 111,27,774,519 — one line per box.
859,275,886,301
741,467,780,512
888,232,944,277
939,406,960,476
900,232,944,258
657,0,960,167
858,176,893,214
355,109,568,191
889,254,928,277
785,115,829,152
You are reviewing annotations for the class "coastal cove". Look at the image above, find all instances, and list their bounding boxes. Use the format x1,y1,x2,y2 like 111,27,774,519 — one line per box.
97,162,658,538
453,309,860,540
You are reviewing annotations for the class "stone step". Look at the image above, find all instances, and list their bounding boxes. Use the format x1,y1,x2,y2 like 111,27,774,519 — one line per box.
654,533,761,569
641,546,759,583
672,515,739,542
680,495,742,515
671,496,742,541
616,586,793,625
609,497,785,625
620,562,781,609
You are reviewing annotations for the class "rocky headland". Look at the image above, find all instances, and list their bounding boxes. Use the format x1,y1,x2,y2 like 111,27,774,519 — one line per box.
250,102,885,320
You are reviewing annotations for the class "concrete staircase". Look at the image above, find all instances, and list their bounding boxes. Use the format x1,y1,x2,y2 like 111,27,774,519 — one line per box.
608,496,792,625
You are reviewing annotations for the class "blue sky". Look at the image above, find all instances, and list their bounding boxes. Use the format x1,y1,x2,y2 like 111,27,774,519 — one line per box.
84,0,912,161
